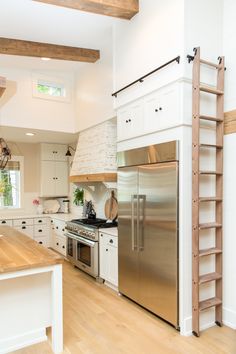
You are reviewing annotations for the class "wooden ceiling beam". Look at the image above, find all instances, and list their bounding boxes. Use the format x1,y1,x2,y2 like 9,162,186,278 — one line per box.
0,37,100,63
34,0,139,20
0,76,6,98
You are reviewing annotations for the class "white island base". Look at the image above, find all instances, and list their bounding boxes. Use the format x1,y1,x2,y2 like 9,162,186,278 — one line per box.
0,264,63,354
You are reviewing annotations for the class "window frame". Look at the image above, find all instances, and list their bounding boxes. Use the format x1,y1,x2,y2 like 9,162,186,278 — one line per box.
0,156,24,210
32,73,71,103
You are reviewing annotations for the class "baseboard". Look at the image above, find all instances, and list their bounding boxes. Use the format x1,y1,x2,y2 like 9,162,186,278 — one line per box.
0,328,47,354
223,307,236,329
104,280,118,292
181,316,217,336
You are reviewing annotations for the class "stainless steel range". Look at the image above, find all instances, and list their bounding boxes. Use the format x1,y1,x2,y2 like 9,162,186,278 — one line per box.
65,218,117,280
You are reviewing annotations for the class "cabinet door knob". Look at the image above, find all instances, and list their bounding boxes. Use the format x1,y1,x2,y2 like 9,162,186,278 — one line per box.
155,108,158,112
56,242,59,246
38,229,42,232
22,221,26,224
106,249,108,252
62,245,65,249
159,107,162,110
126,120,128,123
62,228,65,232
109,239,113,244
128,119,131,122
38,220,42,223
22,226,26,229
39,241,43,244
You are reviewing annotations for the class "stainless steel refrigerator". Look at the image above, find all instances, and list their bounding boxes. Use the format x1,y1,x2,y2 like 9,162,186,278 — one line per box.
117,141,179,328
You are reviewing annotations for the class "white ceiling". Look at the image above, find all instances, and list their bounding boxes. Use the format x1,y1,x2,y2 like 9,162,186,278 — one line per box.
0,125,78,144
0,0,120,71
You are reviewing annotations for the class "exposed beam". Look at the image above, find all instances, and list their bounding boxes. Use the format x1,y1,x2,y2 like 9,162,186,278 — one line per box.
0,37,100,63
0,76,6,98
70,173,117,183
34,0,139,20
224,110,236,135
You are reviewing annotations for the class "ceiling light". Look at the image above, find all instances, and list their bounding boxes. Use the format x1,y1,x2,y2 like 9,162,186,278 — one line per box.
26,133,35,136
41,57,51,61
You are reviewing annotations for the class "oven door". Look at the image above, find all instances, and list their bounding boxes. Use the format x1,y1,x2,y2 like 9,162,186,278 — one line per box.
76,236,98,277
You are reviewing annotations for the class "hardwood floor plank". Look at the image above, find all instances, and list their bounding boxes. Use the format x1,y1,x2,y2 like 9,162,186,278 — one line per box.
13,261,236,354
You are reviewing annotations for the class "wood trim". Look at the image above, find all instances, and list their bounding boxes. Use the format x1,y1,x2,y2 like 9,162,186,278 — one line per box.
0,37,100,63
34,0,139,20
224,110,236,135
0,76,6,97
70,173,117,183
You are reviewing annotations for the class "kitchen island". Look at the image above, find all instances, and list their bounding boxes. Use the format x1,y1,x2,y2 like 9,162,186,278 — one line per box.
0,226,63,354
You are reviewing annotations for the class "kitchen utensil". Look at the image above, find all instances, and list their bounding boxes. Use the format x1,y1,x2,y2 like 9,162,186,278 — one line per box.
104,190,118,221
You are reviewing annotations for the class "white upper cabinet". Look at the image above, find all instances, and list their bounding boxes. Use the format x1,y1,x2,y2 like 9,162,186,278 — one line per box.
117,82,181,141
41,143,68,161
40,143,68,197
117,100,144,141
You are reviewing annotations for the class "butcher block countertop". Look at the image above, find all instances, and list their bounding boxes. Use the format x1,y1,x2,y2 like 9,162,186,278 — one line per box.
0,226,63,274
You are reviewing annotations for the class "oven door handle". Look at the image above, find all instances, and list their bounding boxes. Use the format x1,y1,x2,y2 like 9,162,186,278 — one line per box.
65,233,96,248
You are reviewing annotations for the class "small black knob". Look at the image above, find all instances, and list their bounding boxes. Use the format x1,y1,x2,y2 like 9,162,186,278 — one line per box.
100,234,103,237
159,107,162,111
39,241,43,244
56,226,58,229
62,228,65,232
155,109,158,112
109,239,113,244
56,242,59,246
22,221,26,224
106,249,108,252
22,226,26,229
62,246,65,249
38,220,42,223
38,229,42,233
128,119,131,122
126,120,128,123
2,221,6,224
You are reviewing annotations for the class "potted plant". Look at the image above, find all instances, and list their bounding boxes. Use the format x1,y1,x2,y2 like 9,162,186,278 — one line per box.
73,188,84,206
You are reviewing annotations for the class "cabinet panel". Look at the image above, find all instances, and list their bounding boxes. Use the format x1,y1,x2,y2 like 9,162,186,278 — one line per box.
15,225,34,238
159,84,180,130
41,161,55,196
107,245,118,287
99,232,118,287
55,162,68,197
41,143,68,161
143,92,161,133
0,219,13,226
117,101,144,142
99,233,108,280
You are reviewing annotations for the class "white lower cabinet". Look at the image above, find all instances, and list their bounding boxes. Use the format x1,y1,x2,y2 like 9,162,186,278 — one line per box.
99,232,118,288
51,218,67,257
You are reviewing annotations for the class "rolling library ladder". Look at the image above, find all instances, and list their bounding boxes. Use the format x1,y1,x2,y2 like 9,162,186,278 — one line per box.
190,47,225,337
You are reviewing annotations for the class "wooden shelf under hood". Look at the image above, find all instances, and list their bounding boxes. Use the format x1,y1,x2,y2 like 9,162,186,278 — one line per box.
70,173,117,183
0,76,6,97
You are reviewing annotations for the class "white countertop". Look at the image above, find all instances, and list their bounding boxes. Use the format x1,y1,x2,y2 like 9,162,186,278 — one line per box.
99,227,118,237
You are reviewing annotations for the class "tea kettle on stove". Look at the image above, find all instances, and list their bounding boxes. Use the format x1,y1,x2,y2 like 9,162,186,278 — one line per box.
84,200,96,219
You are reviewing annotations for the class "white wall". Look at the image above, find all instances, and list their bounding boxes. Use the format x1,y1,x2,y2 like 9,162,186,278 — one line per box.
0,68,76,133
75,30,115,132
113,0,185,108
222,0,236,329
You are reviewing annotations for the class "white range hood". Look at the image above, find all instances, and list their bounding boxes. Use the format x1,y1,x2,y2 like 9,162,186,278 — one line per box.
70,119,117,184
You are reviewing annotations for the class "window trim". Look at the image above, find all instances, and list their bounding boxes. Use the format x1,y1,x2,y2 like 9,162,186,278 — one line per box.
32,73,71,103
0,156,24,210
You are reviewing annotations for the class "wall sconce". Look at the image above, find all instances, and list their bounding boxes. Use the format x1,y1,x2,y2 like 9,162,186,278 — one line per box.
65,145,76,156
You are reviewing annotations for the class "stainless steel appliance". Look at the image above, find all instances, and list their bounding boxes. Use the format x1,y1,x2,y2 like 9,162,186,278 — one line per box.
65,218,117,280
117,141,179,328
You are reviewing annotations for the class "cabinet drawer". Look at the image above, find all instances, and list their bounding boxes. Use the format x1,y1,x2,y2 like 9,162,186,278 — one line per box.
51,219,66,236
0,219,13,226
13,218,34,227
34,224,49,236
15,225,34,238
34,217,49,225
35,236,49,248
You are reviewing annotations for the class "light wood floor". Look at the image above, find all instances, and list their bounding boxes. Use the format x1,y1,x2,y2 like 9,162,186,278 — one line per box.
14,261,236,354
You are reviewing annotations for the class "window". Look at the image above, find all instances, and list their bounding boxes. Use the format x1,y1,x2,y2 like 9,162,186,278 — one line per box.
0,158,22,209
32,74,71,102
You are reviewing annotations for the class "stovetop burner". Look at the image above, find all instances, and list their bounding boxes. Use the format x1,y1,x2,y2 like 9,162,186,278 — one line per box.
71,218,118,228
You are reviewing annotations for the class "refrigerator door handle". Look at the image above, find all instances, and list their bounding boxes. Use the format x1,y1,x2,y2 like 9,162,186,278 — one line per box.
138,194,146,251
131,195,138,251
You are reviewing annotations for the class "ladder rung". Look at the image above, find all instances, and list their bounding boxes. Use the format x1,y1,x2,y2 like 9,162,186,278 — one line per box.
199,197,222,202
200,59,220,69
199,272,222,284
199,222,222,230
200,85,224,95
199,247,222,257
199,115,223,122
199,297,222,311
200,144,223,149
200,171,223,176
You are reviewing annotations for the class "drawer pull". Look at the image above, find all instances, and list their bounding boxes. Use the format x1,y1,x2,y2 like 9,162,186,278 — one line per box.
56,226,58,229
62,245,65,249
22,226,26,229
39,241,43,245
56,242,59,246
38,220,42,223
38,229,42,233
1,221,6,224
22,221,26,224
62,228,65,232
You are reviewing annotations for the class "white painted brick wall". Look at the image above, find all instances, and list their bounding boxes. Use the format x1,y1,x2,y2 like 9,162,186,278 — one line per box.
70,119,117,176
